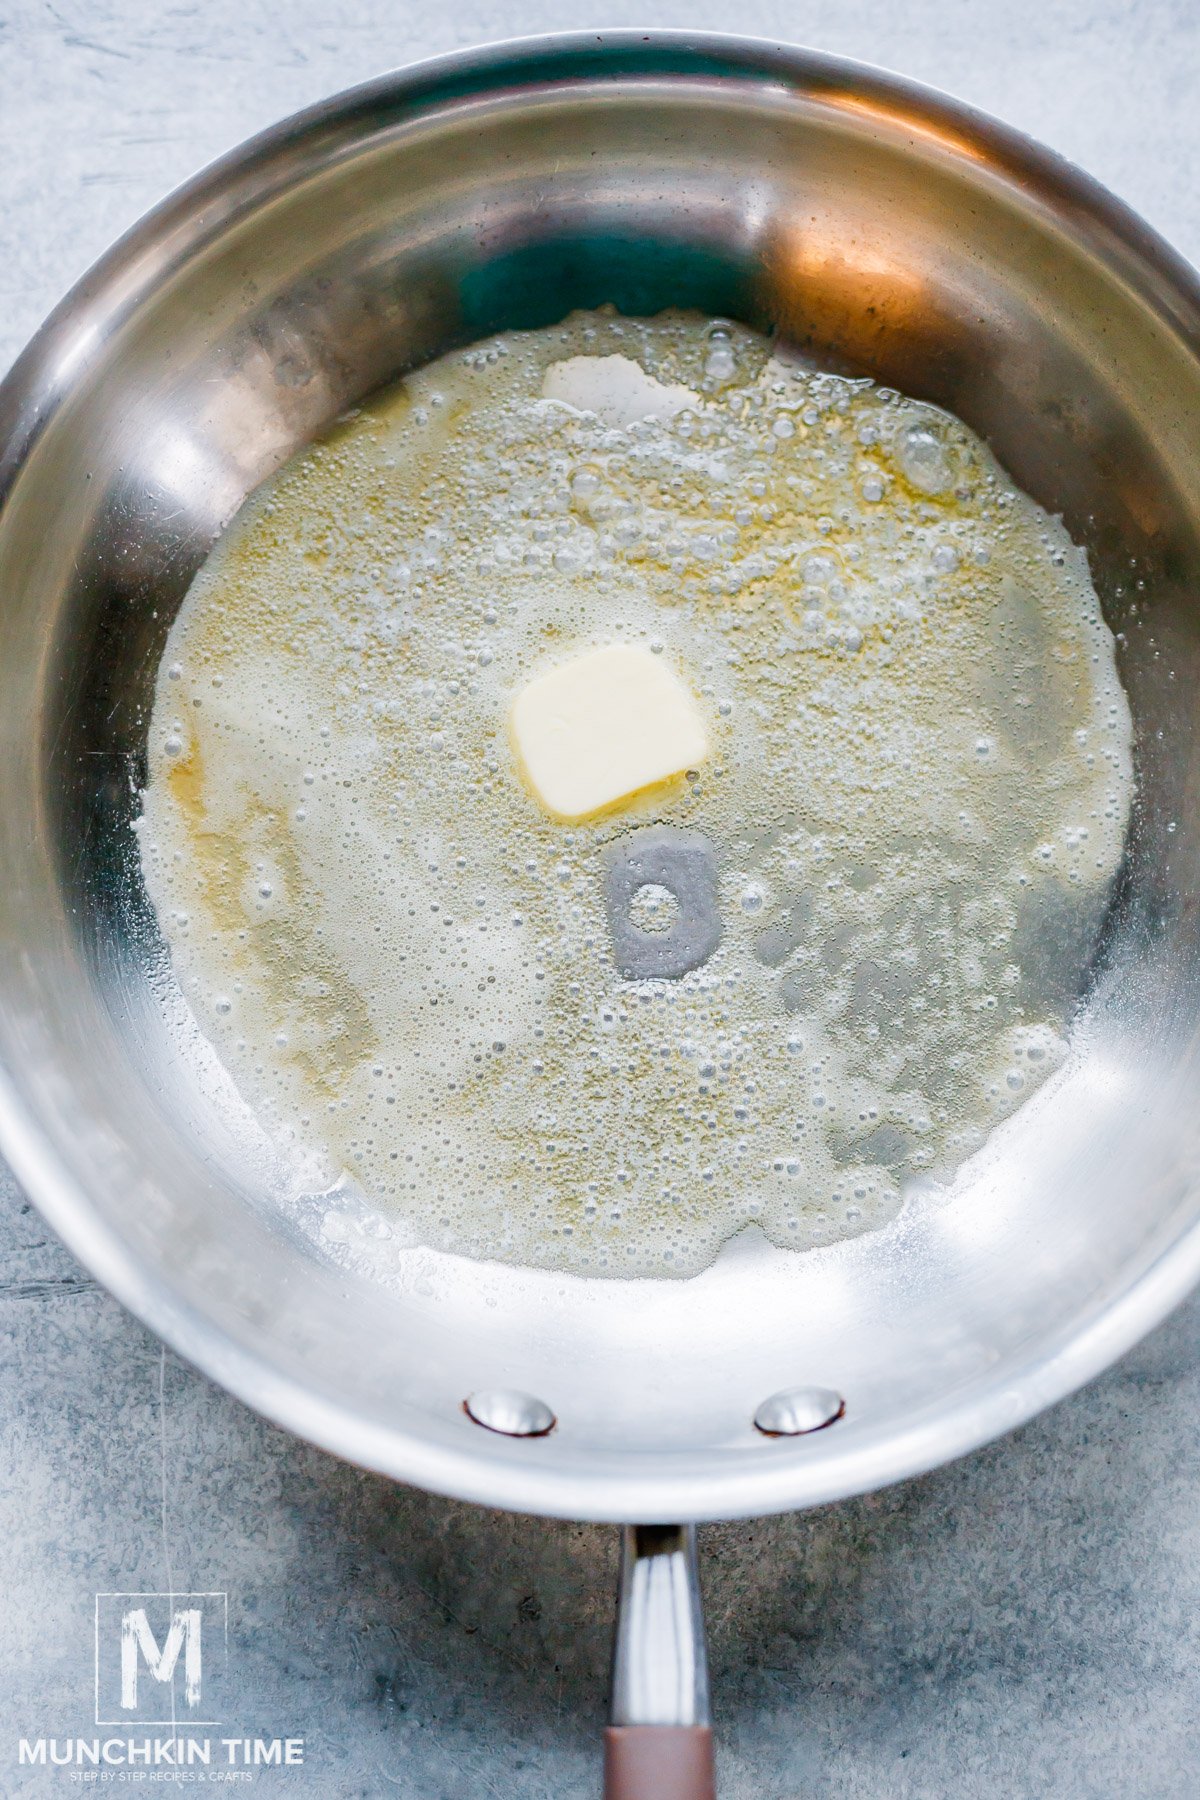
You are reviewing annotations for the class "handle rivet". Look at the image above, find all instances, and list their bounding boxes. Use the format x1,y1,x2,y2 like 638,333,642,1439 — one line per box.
754,1386,845,1435
464,1388,555,1437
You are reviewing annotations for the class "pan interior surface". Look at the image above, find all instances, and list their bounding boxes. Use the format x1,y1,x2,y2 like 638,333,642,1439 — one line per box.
2,35,1200,1520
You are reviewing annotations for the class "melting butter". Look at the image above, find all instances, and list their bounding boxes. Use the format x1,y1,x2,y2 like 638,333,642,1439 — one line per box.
138,309,1134,1278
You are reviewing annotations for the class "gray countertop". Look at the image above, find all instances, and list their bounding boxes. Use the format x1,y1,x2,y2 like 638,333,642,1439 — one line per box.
2,3,1199,1795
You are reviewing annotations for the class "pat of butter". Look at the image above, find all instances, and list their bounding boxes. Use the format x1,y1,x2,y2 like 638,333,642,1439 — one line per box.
511,645,708,822
541,354,700,429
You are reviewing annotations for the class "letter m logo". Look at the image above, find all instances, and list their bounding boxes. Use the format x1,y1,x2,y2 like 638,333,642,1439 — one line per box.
121,1606,202,1709
95,1593,228,1725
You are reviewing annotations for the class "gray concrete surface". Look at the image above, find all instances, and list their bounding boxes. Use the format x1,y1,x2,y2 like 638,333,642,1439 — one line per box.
2,2,1200,1794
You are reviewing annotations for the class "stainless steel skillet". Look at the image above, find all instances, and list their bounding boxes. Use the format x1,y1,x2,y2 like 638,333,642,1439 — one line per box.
4,31,1200,1797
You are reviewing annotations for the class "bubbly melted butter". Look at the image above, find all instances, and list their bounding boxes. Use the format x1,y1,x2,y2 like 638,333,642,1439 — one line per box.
137,310,1135,1277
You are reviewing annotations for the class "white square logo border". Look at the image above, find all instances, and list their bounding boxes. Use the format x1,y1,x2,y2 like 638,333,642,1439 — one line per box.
94,1592,229,1726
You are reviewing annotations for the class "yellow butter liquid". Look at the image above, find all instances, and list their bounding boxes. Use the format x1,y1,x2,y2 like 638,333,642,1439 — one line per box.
138,310,1134,1277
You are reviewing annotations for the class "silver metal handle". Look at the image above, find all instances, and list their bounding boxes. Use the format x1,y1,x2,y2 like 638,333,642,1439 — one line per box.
611,1524,711,1726
605,1525,716,1800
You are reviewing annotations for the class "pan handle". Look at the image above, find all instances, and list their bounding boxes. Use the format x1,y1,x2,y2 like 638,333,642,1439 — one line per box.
604,1524,716,1800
